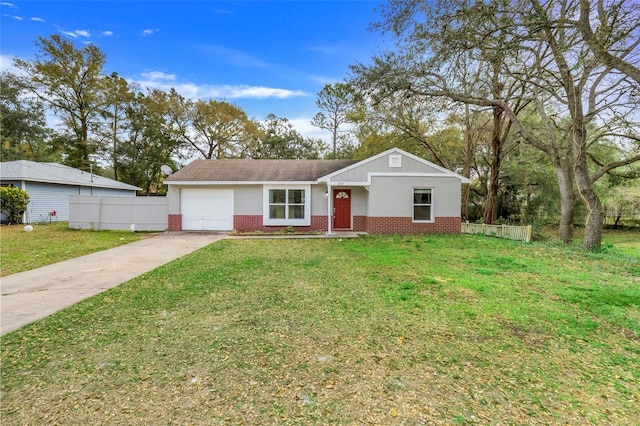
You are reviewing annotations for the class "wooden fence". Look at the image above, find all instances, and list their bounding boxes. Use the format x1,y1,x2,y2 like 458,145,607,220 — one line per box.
461,222,532,243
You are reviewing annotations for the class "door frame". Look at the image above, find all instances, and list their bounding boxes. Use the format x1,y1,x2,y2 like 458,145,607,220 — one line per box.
333,188,352,229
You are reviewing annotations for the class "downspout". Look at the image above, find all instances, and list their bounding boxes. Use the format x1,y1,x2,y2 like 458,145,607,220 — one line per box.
327,183,332,234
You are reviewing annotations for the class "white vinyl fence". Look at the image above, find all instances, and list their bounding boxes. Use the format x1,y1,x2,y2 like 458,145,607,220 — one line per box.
69,195,168,231
461,222,532,243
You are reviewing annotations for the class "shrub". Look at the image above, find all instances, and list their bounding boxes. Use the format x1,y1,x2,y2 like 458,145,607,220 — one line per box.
0,187,30,224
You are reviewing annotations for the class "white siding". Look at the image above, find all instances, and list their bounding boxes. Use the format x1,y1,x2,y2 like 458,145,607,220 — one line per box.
329,153,445,183
69,195,168,231
310,184,328,216
367,176,461,218
234,185,263,215
23,182,135,222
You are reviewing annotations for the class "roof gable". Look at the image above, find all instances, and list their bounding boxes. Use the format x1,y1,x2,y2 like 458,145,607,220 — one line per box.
318,148,471,183
165,159,358,183
0,160,141,191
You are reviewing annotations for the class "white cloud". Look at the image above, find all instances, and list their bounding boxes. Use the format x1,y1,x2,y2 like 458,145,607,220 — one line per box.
1,2,17,8
289,117,330,141
133,75,307,100
308,74,341,86
58,29,92,38
223,86,307,99
30,17,44,22
141,29,158,37
141,71,176,81
11,15,21,20
59,30,77,38
102,30,113,36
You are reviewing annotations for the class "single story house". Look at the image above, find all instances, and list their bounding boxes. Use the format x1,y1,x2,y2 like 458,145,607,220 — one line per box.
0,160,141,222
165,148,470,235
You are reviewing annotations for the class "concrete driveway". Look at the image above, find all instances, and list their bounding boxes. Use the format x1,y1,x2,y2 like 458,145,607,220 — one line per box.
0,232,225,336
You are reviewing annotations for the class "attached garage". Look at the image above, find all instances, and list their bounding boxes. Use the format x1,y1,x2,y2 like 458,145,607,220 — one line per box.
180,188,234,231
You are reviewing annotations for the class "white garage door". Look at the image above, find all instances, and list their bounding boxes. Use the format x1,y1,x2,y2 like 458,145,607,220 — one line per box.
181,188,234,231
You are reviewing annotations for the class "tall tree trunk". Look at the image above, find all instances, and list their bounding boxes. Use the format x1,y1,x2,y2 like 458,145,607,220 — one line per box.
575,154,603,251
81,117,90,170
554,163,575,243
484,106,502,224
113,114,118,181
461,104,474,220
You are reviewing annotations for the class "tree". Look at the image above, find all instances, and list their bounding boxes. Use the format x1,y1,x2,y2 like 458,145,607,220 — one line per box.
244,114,326,159
0,72,59,161
576,0,640,84
98,72,135,180
0,187,30,225
14,34,107,170
118,89,180,195
600,181,640,228
526,0,640,250
168,93,258,159
352,0,640,249
311,83,355,155
351,1,529,225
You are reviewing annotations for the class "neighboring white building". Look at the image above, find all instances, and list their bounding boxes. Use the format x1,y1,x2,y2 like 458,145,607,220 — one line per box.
0,160,140,222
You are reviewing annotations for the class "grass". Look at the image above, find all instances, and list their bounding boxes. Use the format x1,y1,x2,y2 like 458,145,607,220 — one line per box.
602,229,640,260
1,233,639,424
0,222,146,276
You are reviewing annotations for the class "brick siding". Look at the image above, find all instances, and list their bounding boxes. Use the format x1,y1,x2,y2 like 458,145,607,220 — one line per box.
184,213,460,235
168,214,182,231
234,215,328,233
365,216,461,235
353,215,366,232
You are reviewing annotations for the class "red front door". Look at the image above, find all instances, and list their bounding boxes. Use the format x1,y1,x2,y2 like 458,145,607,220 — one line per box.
333,189,351,229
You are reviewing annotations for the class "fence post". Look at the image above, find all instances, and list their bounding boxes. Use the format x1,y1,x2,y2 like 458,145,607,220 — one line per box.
96,196,103,231
526,225,532,243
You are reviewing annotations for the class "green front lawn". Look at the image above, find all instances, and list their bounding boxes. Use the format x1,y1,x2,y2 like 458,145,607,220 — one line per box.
0,222,145,276
1,235,639,424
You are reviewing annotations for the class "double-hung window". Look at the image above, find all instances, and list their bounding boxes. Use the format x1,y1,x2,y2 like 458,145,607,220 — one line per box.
264,185,311,226
413,188,432,222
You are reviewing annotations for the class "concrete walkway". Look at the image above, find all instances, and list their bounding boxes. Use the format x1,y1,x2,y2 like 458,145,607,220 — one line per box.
0,232,225,336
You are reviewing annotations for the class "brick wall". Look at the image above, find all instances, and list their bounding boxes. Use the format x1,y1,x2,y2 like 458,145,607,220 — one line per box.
353,215,366,232
365,216,461,235
183,213,460,234
234,215,328,233
168,214,182,231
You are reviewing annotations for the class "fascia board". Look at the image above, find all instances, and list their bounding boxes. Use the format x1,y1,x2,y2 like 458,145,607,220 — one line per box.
328,172,471,186
317,147,471,183
17,177,141,191
392,149,471,182
164,180,318,186
317,147,400,182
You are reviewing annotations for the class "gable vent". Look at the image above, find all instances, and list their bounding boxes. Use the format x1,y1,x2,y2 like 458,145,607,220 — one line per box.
389,154,402,168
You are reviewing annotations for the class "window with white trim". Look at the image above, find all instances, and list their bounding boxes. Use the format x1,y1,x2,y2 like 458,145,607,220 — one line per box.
263,185,311,226
413,188,432,221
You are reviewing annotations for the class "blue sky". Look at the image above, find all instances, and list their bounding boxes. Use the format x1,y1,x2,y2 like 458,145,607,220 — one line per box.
1,0,389,141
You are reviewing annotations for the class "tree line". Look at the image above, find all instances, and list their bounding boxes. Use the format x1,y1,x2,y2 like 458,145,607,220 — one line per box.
339,0,639,250
1,35,329,194
1,0,639,250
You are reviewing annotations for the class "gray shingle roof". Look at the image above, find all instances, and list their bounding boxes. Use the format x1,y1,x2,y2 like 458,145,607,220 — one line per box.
165,159,359,182
0,160,141,191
